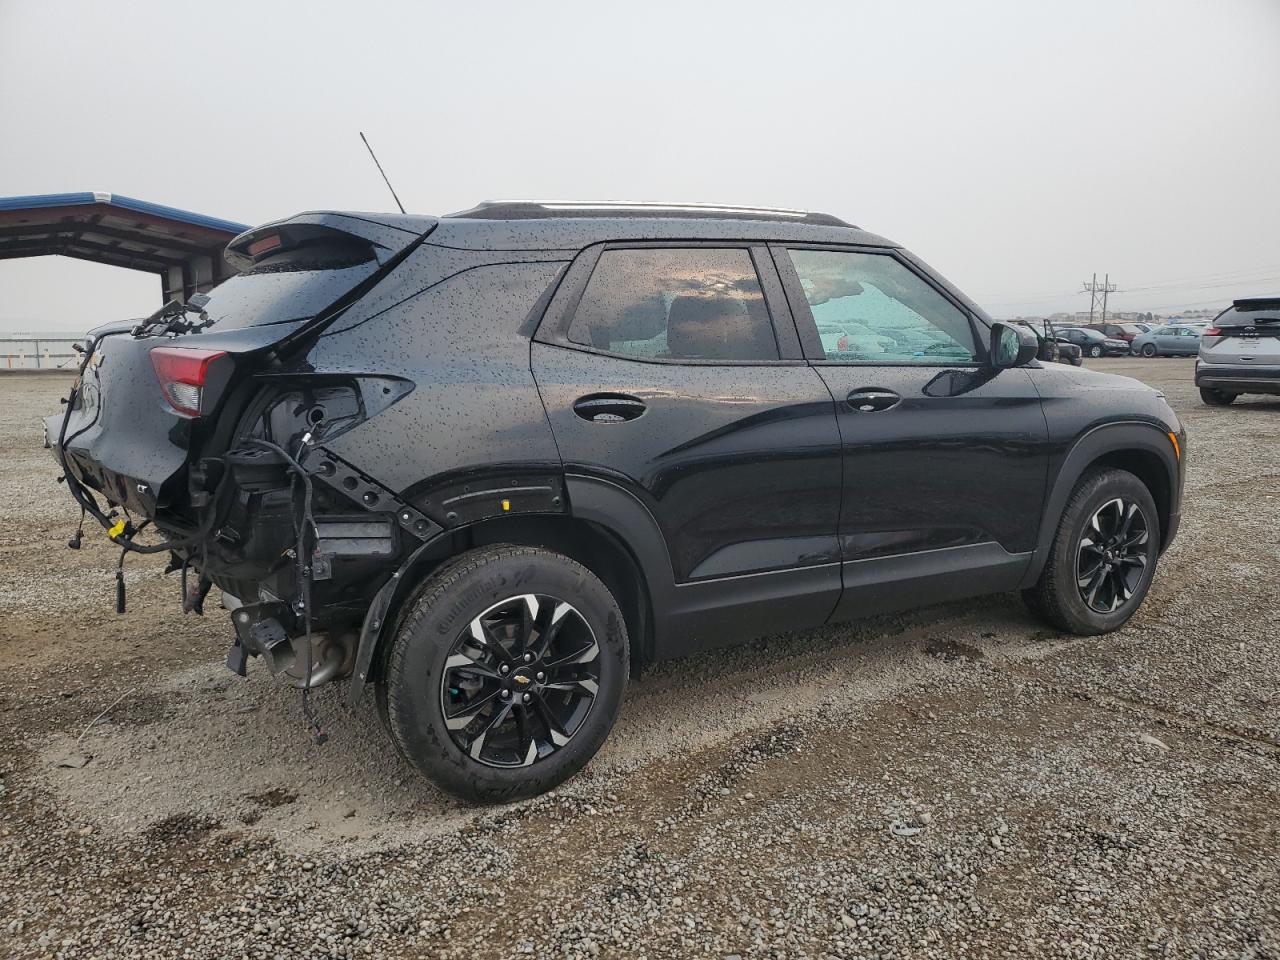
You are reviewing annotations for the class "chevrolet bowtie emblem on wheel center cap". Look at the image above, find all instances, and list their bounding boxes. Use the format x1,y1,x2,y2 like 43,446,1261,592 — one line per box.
513,673,532,685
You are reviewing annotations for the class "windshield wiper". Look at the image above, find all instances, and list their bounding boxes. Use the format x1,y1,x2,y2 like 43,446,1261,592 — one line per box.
131,292,212,338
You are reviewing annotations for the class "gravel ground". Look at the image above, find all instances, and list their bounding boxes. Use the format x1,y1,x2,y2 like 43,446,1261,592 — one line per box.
0,359,1277,960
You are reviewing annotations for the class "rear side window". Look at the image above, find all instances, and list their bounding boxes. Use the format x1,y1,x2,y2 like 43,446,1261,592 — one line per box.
567,248,779,361
202,242,379,331
785,249,978,363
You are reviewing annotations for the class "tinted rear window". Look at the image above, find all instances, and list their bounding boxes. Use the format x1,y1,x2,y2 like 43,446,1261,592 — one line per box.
567,247,779,361
202,243,378,331
1217,307,1280,327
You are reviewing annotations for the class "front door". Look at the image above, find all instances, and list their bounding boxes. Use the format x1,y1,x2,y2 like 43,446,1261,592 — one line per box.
532,243,844,655
772,245,1050,622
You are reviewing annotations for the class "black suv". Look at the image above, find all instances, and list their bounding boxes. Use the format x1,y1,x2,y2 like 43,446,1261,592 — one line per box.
49,201,1185,801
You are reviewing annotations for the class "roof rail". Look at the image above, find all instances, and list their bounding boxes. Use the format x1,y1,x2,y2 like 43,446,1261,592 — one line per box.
447,199,853,227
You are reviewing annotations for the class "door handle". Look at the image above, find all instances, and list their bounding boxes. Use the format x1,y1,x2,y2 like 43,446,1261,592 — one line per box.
846,389,900,413
573,394,647,423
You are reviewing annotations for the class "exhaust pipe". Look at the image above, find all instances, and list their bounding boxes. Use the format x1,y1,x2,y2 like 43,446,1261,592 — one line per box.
269,631,357,689
228,601,356,688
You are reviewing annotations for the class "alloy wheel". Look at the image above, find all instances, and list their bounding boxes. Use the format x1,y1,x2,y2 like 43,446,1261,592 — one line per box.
440,594,600,768
1076,498,1149,614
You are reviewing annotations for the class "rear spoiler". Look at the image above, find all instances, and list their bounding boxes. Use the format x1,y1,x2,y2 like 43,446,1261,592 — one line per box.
224,211,439,272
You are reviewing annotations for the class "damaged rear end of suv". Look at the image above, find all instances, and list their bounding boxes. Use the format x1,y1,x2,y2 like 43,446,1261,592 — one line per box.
51,211,440,694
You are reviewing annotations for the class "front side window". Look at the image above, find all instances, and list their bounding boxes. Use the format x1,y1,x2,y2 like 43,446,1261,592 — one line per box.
567,248,779,361
786,249,978,363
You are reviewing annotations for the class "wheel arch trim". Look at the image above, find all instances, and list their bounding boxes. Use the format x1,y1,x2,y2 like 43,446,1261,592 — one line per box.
345,478,668,707
1020,420,1180,589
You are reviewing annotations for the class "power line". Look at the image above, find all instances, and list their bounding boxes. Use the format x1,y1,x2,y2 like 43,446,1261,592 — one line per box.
1116,274,1280,294
977,262,1280,305
1118,261,1280,290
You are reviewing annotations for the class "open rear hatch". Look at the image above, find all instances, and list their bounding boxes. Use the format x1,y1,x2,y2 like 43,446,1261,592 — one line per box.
49,211,437,531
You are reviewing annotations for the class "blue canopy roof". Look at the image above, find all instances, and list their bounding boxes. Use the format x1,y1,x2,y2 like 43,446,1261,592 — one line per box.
0,192,250,301
0,192,247,235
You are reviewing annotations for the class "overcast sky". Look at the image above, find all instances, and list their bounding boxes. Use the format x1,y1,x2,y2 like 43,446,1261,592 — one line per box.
2,0,1279,333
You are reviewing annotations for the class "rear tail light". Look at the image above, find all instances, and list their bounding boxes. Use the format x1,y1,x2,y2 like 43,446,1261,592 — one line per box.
150,347,229,417
1203,326,1222,336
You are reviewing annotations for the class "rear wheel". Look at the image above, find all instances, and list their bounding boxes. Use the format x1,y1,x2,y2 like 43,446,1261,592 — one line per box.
1199,387,1237,406
1089,345,1103,358
1023,469,1160,635
382,544,629,802
1140,343,1157,357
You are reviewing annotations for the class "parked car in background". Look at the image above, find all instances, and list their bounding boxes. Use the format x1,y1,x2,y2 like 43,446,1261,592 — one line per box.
1195,298,1280,405
1085,322,1143,344
1053,336,1084,366
47,199,1187,801
1059,326,1131,357
1131,324,1202,357
1009,320,1084,367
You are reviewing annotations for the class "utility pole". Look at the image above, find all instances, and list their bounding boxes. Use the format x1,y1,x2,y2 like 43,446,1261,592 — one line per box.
1082,273,1117,324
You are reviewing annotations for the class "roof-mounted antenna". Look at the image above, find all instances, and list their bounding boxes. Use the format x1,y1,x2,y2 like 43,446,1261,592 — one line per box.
359,131,406,214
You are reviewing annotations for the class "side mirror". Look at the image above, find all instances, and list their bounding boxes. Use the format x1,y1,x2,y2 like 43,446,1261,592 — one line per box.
989,322,1039,369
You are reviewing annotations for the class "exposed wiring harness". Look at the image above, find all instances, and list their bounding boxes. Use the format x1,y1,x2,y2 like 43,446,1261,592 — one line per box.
246,435,328,746
57,339,329,744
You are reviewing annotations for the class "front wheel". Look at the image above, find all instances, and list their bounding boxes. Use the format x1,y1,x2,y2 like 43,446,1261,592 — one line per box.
1140,343,1157,357
1023,469,1160,635
1200,387,1237,406
382,544,629,802
1089,345,1103,358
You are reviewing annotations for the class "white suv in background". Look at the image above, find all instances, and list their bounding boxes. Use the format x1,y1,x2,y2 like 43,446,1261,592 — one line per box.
1196,299,1280,405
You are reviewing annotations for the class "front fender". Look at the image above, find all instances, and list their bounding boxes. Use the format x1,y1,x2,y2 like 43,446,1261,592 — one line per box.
1020,421,1182,589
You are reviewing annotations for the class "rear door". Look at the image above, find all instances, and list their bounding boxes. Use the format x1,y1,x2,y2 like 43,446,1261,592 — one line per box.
772,245,1049,621
531,243,843,655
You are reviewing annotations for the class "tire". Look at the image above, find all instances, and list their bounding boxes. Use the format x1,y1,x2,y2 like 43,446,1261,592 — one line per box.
1140,343,1157,357
1199,387,1237,406
1023,468,1160,636
1071,356,1083,366
382,544,629,802
1089,345,1103,358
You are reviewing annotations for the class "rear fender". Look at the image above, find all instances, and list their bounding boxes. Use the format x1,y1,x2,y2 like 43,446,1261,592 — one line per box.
344,472,662,707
